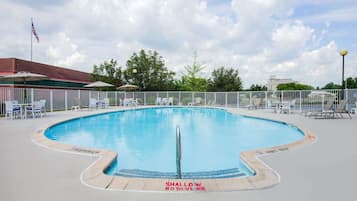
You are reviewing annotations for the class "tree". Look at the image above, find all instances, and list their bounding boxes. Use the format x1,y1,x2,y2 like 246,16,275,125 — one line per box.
176,76,208,91
346,77,357,89
124,49,176,91
177,51,208,91
249,84,267,91
90,59,123,89
277,82,314,90
322,82,341,89
207,67,242,91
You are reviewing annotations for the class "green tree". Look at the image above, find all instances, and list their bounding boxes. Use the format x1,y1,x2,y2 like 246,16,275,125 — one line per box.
176,77,208,91
124,49,176,91
207,67,242,91
177,52,208,91
249,84,267,91
90,59,123,89
277,82,314,90
346,77,357,89
322,82,341,89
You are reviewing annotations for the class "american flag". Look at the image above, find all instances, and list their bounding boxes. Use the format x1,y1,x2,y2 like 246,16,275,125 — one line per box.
31,20,39,43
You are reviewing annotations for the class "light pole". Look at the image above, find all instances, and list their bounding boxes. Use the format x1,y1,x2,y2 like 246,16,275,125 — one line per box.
340,49,348,100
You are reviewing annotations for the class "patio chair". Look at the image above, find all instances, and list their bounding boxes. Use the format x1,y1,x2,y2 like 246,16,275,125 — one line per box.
350,102,357,115
89,98,98,110
39,99,46,115
25,101,43,119
5,101,21,119
281,101,291,114
103,98,109,108
167,97,174,105
334,100,351,119
189,97,202,106
247,98,261,110
281,99,296,114
162,98,168,105
123,98,137,106
156,97,162,105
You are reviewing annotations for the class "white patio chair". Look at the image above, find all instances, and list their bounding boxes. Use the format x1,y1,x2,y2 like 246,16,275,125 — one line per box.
39,99,46,115
103,98,109,108
156,97,162,105
89,98,98,110
5,101,21,119
281,101,291,114
162,98,168,105
168,97,174,105
351,102,357,115
25,101,43,119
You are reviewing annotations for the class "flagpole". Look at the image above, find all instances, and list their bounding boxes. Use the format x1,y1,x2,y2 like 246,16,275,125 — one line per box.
30,17,33,62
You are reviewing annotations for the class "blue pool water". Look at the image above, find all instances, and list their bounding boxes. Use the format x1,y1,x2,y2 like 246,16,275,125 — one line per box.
45,107,304,178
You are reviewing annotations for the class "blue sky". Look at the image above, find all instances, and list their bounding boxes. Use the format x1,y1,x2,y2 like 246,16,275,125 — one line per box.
0,0,356,88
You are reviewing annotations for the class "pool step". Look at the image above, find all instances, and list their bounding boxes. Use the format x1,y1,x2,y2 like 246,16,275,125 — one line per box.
114,168,246,179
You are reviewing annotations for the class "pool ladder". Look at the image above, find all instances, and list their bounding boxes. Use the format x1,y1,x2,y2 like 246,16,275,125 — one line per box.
176,126,182,179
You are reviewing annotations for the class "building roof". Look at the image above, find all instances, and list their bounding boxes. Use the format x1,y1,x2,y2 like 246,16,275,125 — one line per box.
0,58,90,84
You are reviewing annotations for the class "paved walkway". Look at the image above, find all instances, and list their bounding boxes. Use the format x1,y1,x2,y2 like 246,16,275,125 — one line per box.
1,108,356,201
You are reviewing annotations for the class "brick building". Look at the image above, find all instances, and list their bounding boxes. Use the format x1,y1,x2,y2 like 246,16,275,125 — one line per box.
0,58,91,89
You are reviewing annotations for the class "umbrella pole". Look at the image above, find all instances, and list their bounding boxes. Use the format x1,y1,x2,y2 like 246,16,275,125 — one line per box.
24,78,27,103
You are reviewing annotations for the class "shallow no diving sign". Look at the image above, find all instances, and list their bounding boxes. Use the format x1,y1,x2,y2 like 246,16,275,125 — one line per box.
165,181,206,192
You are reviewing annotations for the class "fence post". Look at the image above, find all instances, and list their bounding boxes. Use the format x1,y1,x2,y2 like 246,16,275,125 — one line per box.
237,92,240,108
299,91,302,112
78,89,81,107
114,91,117,106
31,88,34,103
265,91,268,109
192,92,194,104
225,92,228,108
281,91,284,103
144,92,146,106
88,91,91,108
346,89,349,110
214,92,216,106
65,90,68,111
204,92,207,106
50,90,53,112
179,91,181,105
249,91,252,105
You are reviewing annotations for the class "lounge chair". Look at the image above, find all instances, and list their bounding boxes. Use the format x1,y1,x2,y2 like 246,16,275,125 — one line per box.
307,99,334,118
334,100,352,119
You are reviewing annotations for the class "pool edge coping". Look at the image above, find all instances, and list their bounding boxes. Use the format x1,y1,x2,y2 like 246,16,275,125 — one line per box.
31,106,317,192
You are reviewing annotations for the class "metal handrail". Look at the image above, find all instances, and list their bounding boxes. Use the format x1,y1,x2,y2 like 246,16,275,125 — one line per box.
176,126,182,179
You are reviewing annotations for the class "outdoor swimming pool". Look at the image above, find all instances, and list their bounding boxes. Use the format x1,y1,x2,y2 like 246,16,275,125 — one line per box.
45,107,304,179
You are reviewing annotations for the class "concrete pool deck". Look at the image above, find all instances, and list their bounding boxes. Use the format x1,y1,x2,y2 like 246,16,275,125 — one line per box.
1,107,357,200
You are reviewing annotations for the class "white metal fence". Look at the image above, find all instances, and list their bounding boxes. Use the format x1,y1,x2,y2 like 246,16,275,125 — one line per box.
1,87,357,115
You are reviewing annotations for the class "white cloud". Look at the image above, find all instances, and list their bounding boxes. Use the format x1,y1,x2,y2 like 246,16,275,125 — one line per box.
0,0,356,88
46,32,86,69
